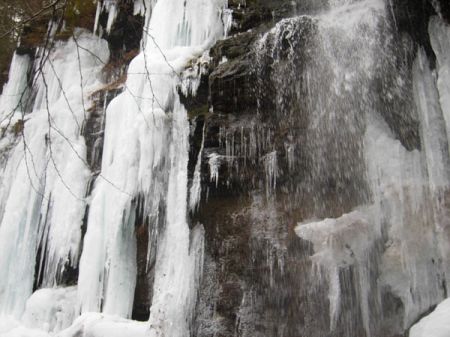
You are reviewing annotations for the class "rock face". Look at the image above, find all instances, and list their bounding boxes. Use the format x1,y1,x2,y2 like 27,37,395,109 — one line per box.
184,0,450,337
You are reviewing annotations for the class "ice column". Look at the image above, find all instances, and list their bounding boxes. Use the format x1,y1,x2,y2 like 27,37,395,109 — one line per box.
0,32,108,318
78,1,227,330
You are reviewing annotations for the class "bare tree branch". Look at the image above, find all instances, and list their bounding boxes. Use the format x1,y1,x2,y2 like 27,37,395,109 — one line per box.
0,0,66,39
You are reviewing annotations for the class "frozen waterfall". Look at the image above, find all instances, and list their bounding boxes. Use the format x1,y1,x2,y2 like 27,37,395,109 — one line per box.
0,0,450,336
0,0,227,335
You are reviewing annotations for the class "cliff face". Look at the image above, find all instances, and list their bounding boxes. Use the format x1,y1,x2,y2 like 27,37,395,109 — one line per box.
0,0,450,336
187,1,450,336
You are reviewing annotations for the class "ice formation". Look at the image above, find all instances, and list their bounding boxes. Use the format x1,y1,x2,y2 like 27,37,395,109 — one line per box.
292,1,450,335
409,298,450,337
0,53,30,122
93,0,119,35
1,0,450,336
58,313,148,337
79,0,226,329
189,124,205,211
22,287,77,333
0,0,227,335
296,210,376,335
208,153,221,186
0,31,108,319
429,16,450,163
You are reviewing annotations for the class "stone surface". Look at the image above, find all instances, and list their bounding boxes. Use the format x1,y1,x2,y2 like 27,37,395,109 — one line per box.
186,1,450,337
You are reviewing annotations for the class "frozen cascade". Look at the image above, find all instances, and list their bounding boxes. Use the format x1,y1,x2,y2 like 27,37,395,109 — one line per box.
21,287,78,333
413,49,450,192
0,53,31,122
428,15,450,288
189,123,205,212
365,112,446,329
0,31,109,319
429,17,450,157
78,0,227,334
1,0,450,337
297,1,386,329
369,16,450,330
0,53,31,222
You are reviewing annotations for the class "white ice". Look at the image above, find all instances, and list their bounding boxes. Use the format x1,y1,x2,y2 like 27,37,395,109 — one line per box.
429,16,450,158
295,210,376,335
0,53,30,122
409,298,450,337
0,31,108,318
77,2,227,336
22,287,77,333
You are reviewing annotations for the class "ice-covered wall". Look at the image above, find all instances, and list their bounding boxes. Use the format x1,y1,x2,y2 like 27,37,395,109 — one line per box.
0,31,108,319
0,0,449,336
0,0,229,334
78,2,227,332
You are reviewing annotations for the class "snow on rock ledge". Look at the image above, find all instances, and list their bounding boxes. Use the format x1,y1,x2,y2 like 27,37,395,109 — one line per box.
58,313,147,337
22,287,77,333
409,298,450,337
0,313,147,337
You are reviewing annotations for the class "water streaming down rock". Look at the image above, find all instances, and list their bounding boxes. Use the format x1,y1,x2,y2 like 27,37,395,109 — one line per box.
284,2,450,337
198,0,450,336
275,2,450,336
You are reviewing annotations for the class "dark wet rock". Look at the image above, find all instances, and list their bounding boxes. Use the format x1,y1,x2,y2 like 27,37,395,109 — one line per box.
106,2,144,59
209,31,259,116
389,0,447,65
83,90,116,173
227,0,329,35
209,56,256,116
372,22,422,151
132,220,153,321
187,0,450,336
192,194,252,337
438,0,450,23
95,0,145,61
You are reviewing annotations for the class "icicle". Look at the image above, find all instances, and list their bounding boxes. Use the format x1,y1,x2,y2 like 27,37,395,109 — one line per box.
105,0,118,34
223,6,233,38
429,16,450,156
0,53,30,122
208,153,221,187
189,123,206,212
93,1,102,35
262,151,278,196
